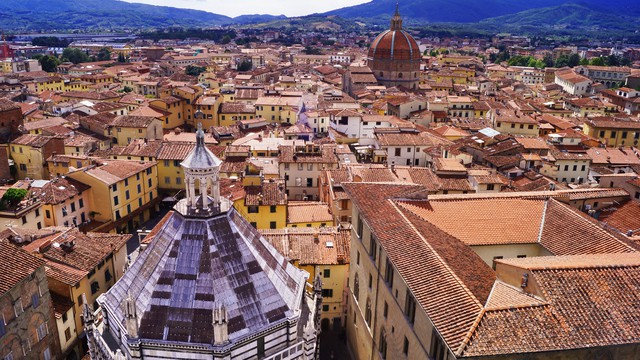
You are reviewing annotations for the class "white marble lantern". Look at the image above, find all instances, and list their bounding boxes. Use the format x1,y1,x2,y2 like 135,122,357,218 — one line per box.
180,123,222,212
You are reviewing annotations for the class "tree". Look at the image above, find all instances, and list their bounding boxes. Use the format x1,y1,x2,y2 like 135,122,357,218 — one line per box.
590,57,605,66
2,188,27,207
39,55,61,72
555,55,570,68
579,57,590,66
117,53,126,63
237,60,252,72
568,54,580,67
543,54,555,68
220,35,232,44
185,65,206,77
97,47,111,62
61,47,89,64
304,46,322,55
606,54,620,66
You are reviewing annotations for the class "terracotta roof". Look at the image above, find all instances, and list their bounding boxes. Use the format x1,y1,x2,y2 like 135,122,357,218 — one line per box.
244,179,287,206
259,226,350,265
35,177,91,205
23,228,130,273
0,98,21,112
463,253,640,356
599,200,640,237
0,240,46,294
343,183,494,352
376,131,450,147
112,115,158,128
44,259,88,286
278,144,338,164
11,134,56,147
287,202,333,224
75,159,156,185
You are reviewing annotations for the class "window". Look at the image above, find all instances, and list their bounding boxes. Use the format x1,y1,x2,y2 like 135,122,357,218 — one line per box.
383,301,388,318
91,281,100,295
164,177,170,184
511,123,515,128
368,273,373,289
124,179,129,186
486,184,495,191
248,206,259,213
284,163,290,170
35,209,40,217
356,216,363,238
148,179,152,187
173,160,181,167
622,131,628,139
137,184,141,193
176,177,181,185
599,130,605,138
269,221,276,229
365,298,372,326
250,222,257,228
308,163,313,171
356,251,360,265
77,295,83,305
64,328,71,341
379,329,388,360
37,322,48,341
112,184,117,192
369,236,377,261
270,205,276,213
404,290,416,324
62,312,68,322
45,210,51,219
0,316,5,337
298,163,304,171
113,196,119,206
322,289,333,298
22,216,27,225
403,337,409,356
564,165,569,171
611,131,617,138
125,190,130,200
322,304,329,312
384,258,394,288
353,274,360,303
32,294,39,308
115,210,121,220
323,269,331,278
528,124,534,129
581,165,586,171
105,269,112,282
395,148,401,156
14,300,23,317
79,199,84,208
307,178,313,187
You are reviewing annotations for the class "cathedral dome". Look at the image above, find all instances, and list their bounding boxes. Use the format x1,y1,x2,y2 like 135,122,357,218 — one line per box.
367,5,421,89
368,29,421,62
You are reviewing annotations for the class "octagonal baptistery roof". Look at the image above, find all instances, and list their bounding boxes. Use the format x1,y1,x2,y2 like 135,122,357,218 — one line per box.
367,7,421,64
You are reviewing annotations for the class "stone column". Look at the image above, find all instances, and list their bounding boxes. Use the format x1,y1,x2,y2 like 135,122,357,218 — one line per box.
200,177,208,209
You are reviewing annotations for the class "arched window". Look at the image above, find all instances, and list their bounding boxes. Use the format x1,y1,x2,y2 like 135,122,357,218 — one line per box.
353,274,360,303
379,328,388,360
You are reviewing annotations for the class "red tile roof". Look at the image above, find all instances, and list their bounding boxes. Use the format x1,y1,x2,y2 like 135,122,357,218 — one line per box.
0,240,46,294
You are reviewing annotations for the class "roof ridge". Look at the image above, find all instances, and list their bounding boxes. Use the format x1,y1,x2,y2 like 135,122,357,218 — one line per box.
537,197,550,244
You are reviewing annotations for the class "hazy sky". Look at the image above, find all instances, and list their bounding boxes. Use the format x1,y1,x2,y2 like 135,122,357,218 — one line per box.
121,0,370,18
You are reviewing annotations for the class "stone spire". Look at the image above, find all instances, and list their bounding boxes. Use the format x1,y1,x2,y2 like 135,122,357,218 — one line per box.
212,301,229,345
390,2,403,31
125,292,139,338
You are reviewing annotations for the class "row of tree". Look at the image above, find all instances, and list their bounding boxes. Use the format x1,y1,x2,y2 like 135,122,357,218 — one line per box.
33,47,128,72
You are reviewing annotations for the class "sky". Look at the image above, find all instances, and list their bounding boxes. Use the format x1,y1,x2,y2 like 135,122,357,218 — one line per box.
121,0,371,18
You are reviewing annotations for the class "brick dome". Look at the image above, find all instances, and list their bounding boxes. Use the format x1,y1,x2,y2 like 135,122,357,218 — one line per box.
367,6,421,89
368,29,421,61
